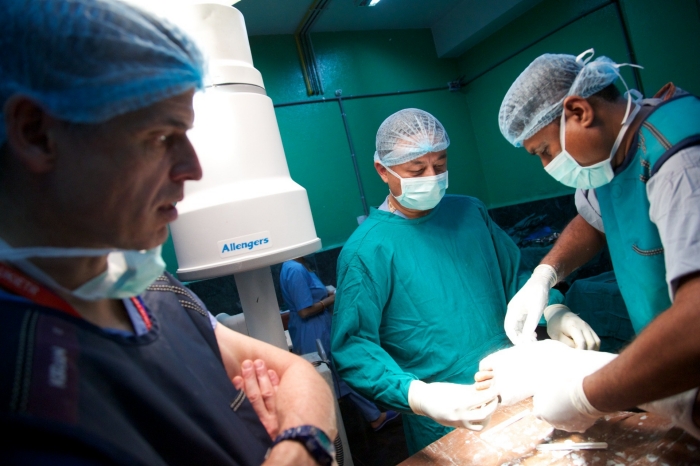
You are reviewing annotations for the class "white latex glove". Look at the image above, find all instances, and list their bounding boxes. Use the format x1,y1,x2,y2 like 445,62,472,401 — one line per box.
476,340,573,405
544,304,601,350
505,264,558,345
533,374,604,432
639,388,700,440
476,340,615,406
325,285,336,295
407,380,499,430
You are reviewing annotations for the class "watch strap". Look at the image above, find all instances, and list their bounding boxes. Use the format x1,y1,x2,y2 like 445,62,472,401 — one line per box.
272,425,335,466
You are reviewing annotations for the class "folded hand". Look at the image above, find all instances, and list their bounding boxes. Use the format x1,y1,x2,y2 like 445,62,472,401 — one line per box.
233,359,281,439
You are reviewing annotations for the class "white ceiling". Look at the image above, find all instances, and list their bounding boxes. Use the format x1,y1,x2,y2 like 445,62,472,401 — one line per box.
235,0,545,57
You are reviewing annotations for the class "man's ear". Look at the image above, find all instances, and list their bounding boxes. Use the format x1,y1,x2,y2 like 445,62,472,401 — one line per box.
3,95,59,173
562,95,595,129
374,161,389,183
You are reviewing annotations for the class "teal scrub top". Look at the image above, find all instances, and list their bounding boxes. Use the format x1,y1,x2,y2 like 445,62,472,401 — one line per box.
331,195,563,453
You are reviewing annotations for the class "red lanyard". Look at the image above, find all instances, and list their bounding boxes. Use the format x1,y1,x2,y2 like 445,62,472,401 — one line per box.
0,262,152,330
129,295,153,331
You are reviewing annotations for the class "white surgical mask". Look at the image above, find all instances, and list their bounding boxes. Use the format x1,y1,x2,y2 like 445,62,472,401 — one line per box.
0,237,165,301
546,100,641,190
383,164,448,211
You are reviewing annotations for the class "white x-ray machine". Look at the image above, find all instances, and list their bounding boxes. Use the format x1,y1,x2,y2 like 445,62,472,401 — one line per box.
164,6,354,462
130,4,355,461
168,3,322,351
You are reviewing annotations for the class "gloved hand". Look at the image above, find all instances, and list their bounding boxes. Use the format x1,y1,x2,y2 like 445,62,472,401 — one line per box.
476,340,572,405
639,388,700,440
475,341,616,406
531,350,618,432
505,264,558,345
407,380,499,430
544,304,601,350
533,375,605,432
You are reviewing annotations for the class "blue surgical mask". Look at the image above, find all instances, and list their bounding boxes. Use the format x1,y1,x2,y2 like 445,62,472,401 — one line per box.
546,95,641,190
0,237,165,301
383,165,448,211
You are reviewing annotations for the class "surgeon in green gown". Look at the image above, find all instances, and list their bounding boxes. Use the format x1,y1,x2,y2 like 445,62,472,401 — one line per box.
330,108,598,454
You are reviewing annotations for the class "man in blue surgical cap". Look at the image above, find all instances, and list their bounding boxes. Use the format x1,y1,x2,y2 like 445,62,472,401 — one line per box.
493,49,700,438
0,1,336,464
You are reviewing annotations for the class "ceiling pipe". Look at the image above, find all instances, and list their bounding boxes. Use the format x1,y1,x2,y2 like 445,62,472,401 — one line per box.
294,0,331,96
273,83,452,108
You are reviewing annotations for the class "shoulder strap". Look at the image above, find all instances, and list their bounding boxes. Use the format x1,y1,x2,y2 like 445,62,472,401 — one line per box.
147,273,208,317
145,273,222,361
650,134,700,177
637,95,700,176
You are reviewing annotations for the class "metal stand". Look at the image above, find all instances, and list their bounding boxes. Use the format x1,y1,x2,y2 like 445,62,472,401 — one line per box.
234,266,287,350
302,351,354,466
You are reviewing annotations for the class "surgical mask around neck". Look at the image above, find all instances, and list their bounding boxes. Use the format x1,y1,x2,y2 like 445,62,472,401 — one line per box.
545,92,642,190
0,237,165,301
383,164,448,211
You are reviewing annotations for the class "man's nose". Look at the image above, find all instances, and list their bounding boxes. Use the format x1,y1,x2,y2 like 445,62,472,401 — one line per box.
171,137,203,182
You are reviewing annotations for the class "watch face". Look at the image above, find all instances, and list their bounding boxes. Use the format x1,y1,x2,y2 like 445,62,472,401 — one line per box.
277,425,335,465
311,426,332,451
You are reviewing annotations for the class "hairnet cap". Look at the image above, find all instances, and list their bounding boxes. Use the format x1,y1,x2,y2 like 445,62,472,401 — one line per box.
374,108,450,166
0,0,206,145
499,50,622,147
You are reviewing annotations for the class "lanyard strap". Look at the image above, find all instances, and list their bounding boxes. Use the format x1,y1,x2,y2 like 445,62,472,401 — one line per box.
130,295,153,331
0,261,81,317
0,262,151,330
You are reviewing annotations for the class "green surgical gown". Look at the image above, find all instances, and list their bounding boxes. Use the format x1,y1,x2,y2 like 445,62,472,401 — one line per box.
331,195,563,454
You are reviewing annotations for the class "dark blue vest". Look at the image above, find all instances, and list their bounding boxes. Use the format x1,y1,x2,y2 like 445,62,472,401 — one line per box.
0,273,271,465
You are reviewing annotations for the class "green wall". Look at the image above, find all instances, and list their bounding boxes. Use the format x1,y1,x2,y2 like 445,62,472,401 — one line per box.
164,0,700,272
456,0,700,208
619,0,700,96
458,1,632,207
250,30,483,251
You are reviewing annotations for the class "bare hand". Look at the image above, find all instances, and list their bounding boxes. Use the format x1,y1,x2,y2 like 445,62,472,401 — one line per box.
233,359,281,439
474,368,494,391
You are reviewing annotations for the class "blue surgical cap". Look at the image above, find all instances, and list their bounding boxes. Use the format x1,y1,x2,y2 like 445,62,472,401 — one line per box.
374,108,450,166
0,0,206,145
499,50,623,147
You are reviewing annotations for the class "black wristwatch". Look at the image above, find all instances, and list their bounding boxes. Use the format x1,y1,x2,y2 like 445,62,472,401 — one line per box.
271,425,335,465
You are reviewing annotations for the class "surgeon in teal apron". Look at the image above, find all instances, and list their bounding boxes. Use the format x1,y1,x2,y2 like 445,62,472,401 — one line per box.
496,49,700,437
